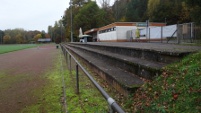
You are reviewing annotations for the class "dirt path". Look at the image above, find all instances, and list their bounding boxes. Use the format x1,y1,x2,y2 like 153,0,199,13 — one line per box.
0,44,58,113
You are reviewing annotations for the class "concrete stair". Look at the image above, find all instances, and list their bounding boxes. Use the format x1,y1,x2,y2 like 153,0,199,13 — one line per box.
62,42,196,96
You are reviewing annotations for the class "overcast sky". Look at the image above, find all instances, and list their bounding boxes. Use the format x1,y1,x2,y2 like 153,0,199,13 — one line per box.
0,0,69,32
0,0,115,32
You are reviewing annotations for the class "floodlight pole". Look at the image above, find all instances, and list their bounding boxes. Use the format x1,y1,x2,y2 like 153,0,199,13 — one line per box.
61,16,62,43
70,0,73,42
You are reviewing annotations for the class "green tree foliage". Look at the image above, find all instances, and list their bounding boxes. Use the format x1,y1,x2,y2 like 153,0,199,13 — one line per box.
74,1,99,33
62,8,71,42
147,0,160,18
47,0,201,43
15,34,24,44
48,26,53,40
185,0,201,24
48,20,65,44
4,29,25,44
147,0,190,24
73,1,114,35
61,0,114,42
126,0,148,22
185,0,201,6
96,8,114,26
73,0,87,6
97,0,115,24
41,30,46,38
112,0,129,22
61,1,82,42
3,35,11,44
0,30,4,44
33,34,42,42
2,29,43,44
179,2,191,23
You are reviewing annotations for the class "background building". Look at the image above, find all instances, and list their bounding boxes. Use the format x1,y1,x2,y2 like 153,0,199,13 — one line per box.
84,22,166,42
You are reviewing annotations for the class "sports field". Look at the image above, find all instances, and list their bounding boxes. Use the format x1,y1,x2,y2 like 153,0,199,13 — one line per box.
0,44,38,54
0,44,59,113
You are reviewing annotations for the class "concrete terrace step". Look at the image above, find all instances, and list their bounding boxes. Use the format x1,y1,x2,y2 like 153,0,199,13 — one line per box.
64,42,201,96
68,43,166,79
64,45,144,96
70,42,198,64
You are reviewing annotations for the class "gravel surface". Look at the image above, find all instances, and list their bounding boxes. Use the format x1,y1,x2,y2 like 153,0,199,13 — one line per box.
0,44,58,113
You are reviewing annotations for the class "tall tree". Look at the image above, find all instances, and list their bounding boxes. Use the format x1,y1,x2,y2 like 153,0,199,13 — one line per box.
112,0,129,22
96,8,114,26
33,34,42,42
48,20,65,43
0,30,4,44
126,0,148,22
3,35,11,44
147,0,160,18
98,0,111,8
48,26,53,40
185,0,201,24
73,1,102,40
4,28,27,44
15,34,24,44
147,0,184,24
41,30,46,38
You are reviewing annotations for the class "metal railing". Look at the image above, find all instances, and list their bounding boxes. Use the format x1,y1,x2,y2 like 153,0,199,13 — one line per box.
60,44,125,113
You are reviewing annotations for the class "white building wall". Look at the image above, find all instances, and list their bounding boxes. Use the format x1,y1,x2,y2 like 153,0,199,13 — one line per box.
98,26,149,41
98,31,117,41
116,26,137,40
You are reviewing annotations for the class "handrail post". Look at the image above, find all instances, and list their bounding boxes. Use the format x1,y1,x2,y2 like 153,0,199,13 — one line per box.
64,48,66,60
69,55,72,75
76,64,79,94
65,51,68,65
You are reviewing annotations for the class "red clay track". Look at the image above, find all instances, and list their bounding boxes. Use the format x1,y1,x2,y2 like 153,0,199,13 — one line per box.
0,44,58,113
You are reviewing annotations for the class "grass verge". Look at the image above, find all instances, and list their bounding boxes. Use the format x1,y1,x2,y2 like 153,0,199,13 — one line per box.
64,60,108,112
132,52,201,112
0,44,38,54
21,49,109,112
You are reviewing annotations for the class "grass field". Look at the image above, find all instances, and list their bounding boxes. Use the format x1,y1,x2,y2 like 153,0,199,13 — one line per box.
0,44,38,54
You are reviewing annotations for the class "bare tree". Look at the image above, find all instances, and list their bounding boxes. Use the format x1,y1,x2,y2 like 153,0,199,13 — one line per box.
98,0,111,8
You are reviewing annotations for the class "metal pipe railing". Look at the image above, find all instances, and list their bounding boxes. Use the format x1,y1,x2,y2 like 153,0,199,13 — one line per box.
61,44,125,113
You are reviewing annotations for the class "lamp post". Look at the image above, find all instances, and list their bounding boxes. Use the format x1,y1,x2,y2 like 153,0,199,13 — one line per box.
61,16,63,43
70,0,73,42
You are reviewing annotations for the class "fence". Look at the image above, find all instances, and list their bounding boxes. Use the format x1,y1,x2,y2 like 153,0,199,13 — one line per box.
60,44,125,113
177,23,193,43
138,22,201,44
193,24,201,43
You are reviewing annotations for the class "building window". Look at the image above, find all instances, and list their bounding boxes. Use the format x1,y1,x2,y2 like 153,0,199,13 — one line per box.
99,27,116,34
